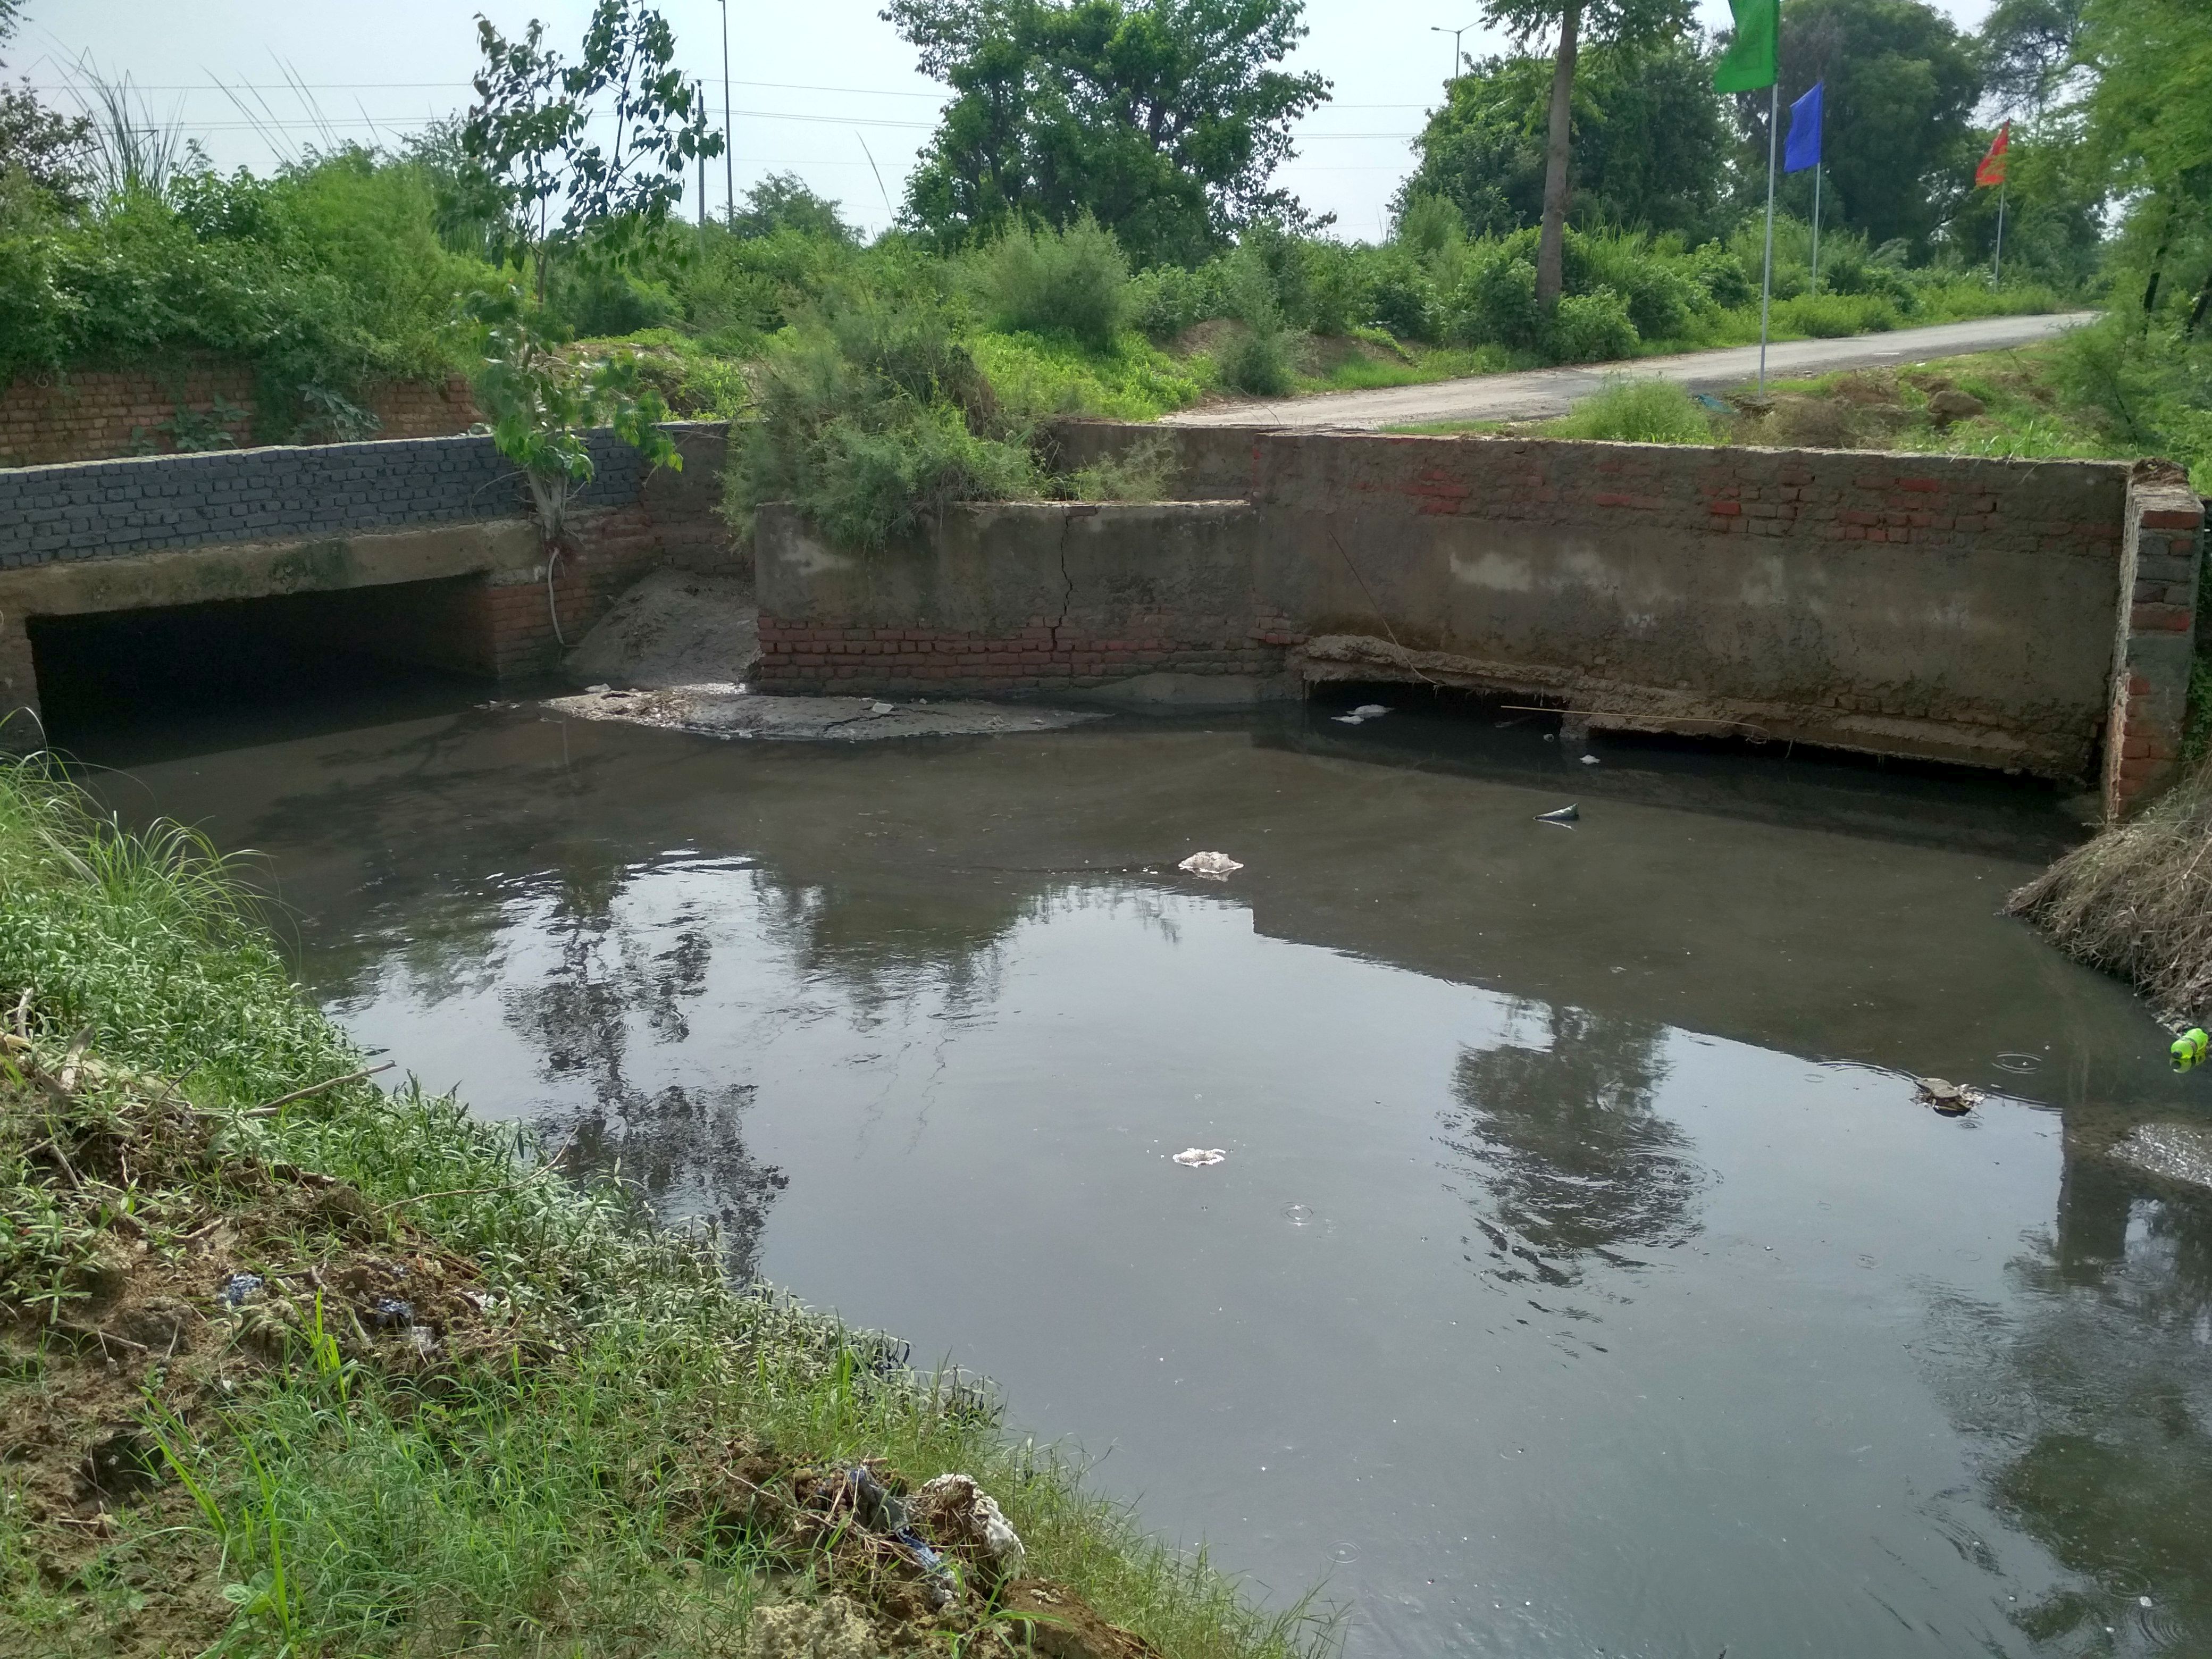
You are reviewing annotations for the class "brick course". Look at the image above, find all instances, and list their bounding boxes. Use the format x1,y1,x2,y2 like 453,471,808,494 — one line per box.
0,364,477,469
2104,479,2207,818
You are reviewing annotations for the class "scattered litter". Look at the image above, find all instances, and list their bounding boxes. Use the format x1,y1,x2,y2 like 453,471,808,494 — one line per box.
584,683,611,694
217,1272,263,1308
1535,805,1579,825
1580,753,1601,766
870,701,895,715
368,1296,415,1330
2172,1028,2208,1073
911,1473,1026,1590
1172,1147,1227,1167
1916,1077,1984,1115
839,1465,955,1607
1178,851,1243,880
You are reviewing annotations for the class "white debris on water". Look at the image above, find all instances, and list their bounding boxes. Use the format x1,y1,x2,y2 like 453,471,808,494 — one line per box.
1178,851,1243,879
1172,1147,1227,1167
1333,703,1393,725
2113,1121,2212,1191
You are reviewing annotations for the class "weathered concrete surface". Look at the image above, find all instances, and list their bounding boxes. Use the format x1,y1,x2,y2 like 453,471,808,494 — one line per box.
763,428,2140,782
544,685,1103,741
563,569,759,689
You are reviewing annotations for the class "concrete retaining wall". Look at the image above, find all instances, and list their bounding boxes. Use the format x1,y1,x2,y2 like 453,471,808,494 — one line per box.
0,422,740,735
760,423,2206,812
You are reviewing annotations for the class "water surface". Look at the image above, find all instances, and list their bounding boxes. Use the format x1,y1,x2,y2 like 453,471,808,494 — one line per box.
83,693,2212,1657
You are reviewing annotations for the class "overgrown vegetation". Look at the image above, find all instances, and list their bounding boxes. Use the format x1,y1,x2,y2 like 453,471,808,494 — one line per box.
0,758,1329,1659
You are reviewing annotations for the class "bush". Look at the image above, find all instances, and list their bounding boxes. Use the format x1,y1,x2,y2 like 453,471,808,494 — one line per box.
724,295,1042,549
1361,247,1439,341
1303,240,1366,337
1686,239,1754,309
970,215,1133,351
1547,286,1640,362
1446,249,1543,350
1220,319,1295,396
1546,376,1716,444
1566,229,1703,342
1127,262,1227,342
1772,292,1900,338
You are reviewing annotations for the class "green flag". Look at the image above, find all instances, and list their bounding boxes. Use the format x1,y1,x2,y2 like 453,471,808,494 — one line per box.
1713,0,1779,91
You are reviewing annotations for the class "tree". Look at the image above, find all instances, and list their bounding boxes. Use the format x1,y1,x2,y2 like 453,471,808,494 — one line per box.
730,172,858,243
1730,0,1981,257
0,7,96,215
885,0,1331,267
459,4,715,558
463,0,722,303
1397,39,1728,242
1474,0,1693,309
1979,0,2085,114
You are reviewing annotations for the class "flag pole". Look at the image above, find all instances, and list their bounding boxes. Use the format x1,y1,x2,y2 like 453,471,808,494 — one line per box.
1810,163,1821,297
1992,174,2007,286
1758,79,1778,393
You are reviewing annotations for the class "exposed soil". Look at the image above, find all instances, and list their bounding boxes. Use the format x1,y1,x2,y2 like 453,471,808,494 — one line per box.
2,1021,1148,1659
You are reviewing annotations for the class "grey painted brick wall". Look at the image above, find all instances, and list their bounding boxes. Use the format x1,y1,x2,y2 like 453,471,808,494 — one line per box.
0,429,665,568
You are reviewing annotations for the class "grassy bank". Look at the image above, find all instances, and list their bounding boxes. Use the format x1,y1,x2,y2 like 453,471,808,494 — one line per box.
0,760,1325,1659
1389,328,2211,492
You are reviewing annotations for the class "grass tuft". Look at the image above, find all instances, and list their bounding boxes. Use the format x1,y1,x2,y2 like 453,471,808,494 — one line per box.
0,756,1334,1659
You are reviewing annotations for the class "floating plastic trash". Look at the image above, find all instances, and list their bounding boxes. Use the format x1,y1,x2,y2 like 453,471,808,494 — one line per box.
2173,1029,2208,1074
1535,805,1579,825
1173,1147,1227,1167
1580,753,1601,766
1178,851,1243,879
1332,703,1392,725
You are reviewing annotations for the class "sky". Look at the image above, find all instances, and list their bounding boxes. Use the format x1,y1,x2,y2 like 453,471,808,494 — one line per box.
15,0,1999,242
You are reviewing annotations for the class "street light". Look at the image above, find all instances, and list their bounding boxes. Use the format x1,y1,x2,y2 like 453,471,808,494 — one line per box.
717,0,733,222
1430,21,1477,87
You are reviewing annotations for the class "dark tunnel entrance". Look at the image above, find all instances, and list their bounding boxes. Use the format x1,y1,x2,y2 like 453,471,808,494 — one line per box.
29,577,500,761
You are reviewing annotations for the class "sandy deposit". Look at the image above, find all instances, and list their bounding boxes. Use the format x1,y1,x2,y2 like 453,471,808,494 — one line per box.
563,568,760,689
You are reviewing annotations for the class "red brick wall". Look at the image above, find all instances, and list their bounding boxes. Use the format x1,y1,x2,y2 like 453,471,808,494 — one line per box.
755,612,1303,697
472,503,667,679
0,365,477,467
2104,479,2207,818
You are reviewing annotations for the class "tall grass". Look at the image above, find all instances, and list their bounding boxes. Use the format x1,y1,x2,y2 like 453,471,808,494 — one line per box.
0,757,1333,1659
1543,378,1716,445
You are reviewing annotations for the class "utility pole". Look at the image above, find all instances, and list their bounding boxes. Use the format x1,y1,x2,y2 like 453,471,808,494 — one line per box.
697,82,707,231
718,0,734,223
1429,21,1477,87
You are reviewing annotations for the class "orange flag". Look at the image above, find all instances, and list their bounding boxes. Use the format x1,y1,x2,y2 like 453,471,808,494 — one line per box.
1975,121,2010,188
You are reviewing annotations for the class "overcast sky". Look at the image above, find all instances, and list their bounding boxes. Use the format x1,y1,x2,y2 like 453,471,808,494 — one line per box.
16,0,1997,241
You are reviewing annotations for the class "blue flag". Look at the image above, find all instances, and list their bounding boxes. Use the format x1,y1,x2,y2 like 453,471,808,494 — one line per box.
1783,81,1823,173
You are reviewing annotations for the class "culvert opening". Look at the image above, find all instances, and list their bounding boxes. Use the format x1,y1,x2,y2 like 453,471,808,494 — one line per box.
29,578,495,757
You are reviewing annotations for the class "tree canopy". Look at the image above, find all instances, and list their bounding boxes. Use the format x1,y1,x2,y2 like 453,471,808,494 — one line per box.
1730,0,1981,256
884,0,1330,267
1398,39,1728,243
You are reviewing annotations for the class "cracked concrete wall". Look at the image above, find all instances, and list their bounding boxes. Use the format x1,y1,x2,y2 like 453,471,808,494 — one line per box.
768,425,2150,786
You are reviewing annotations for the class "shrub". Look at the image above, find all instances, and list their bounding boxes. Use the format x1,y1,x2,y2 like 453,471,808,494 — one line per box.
1126,261,1227,341
970,215,1133,351
1566,230,1702,342
1547,287,1639,362
1065,432,1178,500
1686,239,1754,309
1546,376,1716,444
1362,247,1439,341
724,295,1042,549
1220,319,1295,396
1446,250,1543,350
1304,240,1366,337
1773,292,1900,338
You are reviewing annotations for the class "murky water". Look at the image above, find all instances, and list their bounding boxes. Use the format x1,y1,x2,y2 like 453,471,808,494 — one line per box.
76,689,2212,1657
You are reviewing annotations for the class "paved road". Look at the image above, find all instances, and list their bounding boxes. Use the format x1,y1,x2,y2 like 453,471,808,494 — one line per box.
1159,311,2098,430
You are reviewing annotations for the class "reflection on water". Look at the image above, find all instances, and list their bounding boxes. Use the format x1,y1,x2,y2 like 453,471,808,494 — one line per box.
1448,1004,1699,1288
83,698,2212,1657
